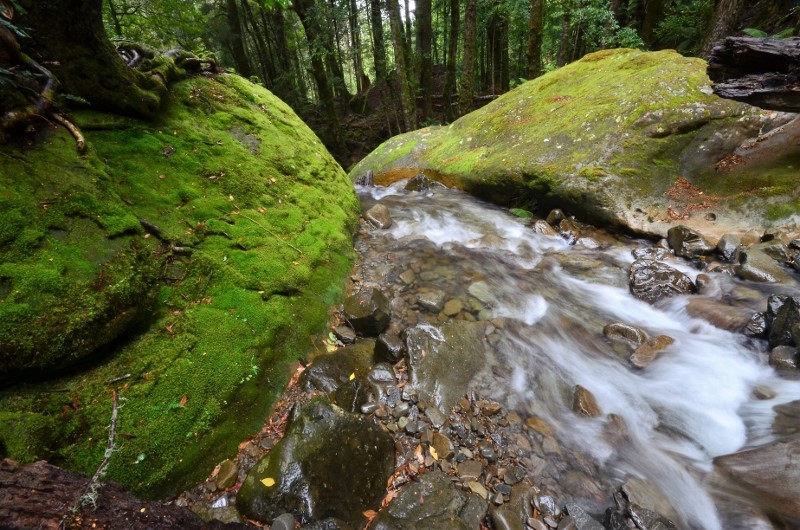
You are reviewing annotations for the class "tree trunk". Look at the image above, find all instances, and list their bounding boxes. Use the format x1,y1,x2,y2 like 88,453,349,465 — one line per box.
387,0,416,130
239,0,272,87
369,0,388,80
443,0,459,120
701,0,747,57
348,0,367,91
459,0,478,115
226,0,252,78
294,0,345,151
526,0,543,79
557,3,573,67
640,0,665,47
417,0,433,120
106,0,123,37
17,0,163,119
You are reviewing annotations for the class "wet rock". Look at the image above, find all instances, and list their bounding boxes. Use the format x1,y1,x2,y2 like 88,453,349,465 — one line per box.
302,518,354,530
443,299,464,317
404,321,487,409
405,174,446,192
458,460,484,481
733,246,793,283
237,399,394,527
432,432,455,459
629,259,695,304
627,503,678,530
215,459,238,490
343,288,391,336
694,274,719,296
572,385,602,418
632,247,669,261
371,471,483,530
365,204,393,229
604,510,630,530
425,406,447,428
333,378,370,413
564,503,604,530
375,333,405,364
769,345,798,371
559,218,581,241
667,225,714,259
767,295,800,348
603,322,647,354
621,478,678,524
773,400,800,436
630,335,674,369
491,506,525,530
716,234,741,261
468,281,493,304
418,290,447,313
271,513,297,530
531,220,558,236
546,209,565,226
333,325,357,344
753,385,776,400
685,297,754,332
355,170,374,187
557,516,577,530
300,341,375,392
533,495,559,517
744,312,768,338
754,240,792,263
714,436,800,519
467,481,489,499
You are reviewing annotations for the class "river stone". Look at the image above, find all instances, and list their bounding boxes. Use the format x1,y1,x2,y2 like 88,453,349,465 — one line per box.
403,321,487,409
458,460,484,481
753,240,792,263
375,332,405,363
271,513,297,530
773,400,800,436
603,322,647,348
443,299,464,316
333,325,357,344
627,503,678,530
604,511,630,530
371,471,482,530
491,506,525,530
405,174,446,192
343,288,391,336
632,247,669,261
767,295,800,348
744,312,768,338
468,281,493,304
714,435,800,519
300,341,375,392
418,289,447,312
332,378,370,413
236,399,394,527
563,503,604,530
302,518,355,530
685,297,754,331
769,346,798,371
215,459,238,490
365,204,393,229
629,259,696,304
733,246,793,283
667,225,714,259
621,478,678,524
432,432,455,459
630,335,674,369
531,220,558,236
716,234,741,261
546,209,565,226
572,385,602,418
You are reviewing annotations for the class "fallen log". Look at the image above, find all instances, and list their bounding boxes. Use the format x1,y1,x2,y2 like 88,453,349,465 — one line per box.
707,36,800,112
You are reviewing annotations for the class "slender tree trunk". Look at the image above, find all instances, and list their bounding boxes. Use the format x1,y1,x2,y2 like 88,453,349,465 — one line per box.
226,0,252,78
324,0,350,102
443,0,459,120
348,0,367,90
106,0,123,37
417,0,433,119
240,0,272,87
459,0,478,115
610,0,626,26
701,0,746,57
294,0,345,151
640,0,665,47
526,0,543,79
369,0,388,79
404,0,413,61
387,0,416,130
557,3,573,66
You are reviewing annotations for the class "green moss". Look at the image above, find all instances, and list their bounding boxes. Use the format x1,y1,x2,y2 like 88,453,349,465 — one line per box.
0,412,58,463
0,74,358,497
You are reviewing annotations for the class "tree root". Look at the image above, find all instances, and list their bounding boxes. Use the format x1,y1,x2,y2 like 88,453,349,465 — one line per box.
0,53,58,133
50,113,86,153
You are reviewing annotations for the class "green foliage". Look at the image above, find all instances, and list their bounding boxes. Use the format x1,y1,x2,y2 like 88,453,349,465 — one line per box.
743,27,795,38
655,0,712,54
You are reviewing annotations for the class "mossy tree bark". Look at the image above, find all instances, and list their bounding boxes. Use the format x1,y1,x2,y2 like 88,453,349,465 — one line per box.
416,0,433,120
369,0,388,80
443,0,459,121
17,0,164,119
458,0,477,115
225,0,253,78
387,0,416,131
701,0,747,57
526,0,543,79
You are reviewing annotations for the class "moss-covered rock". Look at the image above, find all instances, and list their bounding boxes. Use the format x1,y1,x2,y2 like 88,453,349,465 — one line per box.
351,49,799,238
0,74,359,496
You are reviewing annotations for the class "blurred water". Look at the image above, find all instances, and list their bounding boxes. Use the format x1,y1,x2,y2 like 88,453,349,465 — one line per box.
358,181,800,530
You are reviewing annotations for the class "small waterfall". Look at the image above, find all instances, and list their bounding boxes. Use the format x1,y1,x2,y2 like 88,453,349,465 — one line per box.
357,181,800,529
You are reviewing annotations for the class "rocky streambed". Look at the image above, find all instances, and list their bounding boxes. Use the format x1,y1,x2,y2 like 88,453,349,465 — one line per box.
166,176,800,530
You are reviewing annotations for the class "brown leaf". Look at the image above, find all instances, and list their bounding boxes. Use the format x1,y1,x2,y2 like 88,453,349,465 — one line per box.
179,395,188,407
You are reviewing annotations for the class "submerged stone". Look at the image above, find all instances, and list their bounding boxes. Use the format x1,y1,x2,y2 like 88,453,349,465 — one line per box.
629,260,695,304
343,288,392,336
236,399,394,527
365,204,393,229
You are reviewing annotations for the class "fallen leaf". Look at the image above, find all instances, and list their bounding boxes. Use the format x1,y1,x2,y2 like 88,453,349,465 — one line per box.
429,446,439,461
260,477,276,487
363,510,377,520
179,395,188,407
349,372,356,381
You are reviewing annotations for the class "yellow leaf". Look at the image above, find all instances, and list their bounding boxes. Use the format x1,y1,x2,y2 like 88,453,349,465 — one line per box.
429,446,439,461
349,373,356,381
260,477,276,487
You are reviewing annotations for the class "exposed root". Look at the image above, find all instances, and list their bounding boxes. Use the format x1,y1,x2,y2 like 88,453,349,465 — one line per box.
0,53,58,133
50,113,85,153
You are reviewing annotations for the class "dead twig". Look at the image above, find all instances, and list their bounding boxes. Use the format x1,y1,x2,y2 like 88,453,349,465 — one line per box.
240,214,302,254
50,113,86,153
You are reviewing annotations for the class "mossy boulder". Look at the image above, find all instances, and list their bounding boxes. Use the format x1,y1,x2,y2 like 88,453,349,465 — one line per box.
0,74,359,496
351,48,799,238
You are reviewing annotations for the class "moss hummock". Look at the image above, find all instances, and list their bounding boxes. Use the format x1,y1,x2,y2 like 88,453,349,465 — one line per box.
351,49,799,237
0,74,359,496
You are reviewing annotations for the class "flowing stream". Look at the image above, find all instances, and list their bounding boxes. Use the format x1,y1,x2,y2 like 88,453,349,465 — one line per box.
357,180,800,530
